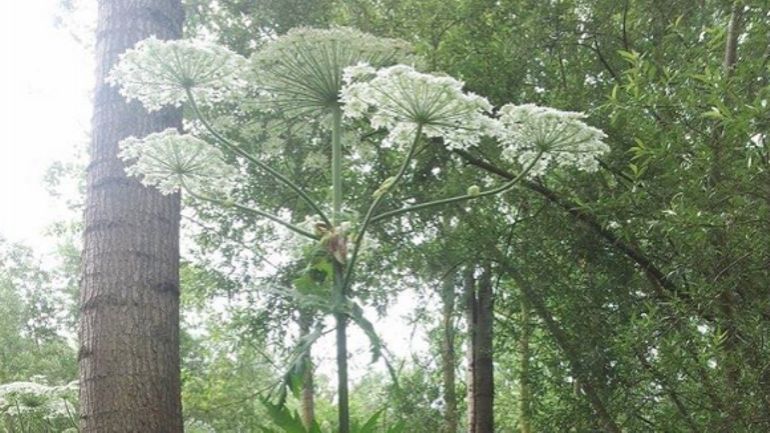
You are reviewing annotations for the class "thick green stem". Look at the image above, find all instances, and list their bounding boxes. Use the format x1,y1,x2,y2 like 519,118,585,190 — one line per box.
332,109,343,222
185,89,332,227
331,107,350,433
370,150,544,224
334,263,349,433
342,125,423,291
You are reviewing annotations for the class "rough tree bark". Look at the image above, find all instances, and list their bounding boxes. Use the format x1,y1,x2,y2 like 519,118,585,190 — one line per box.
78,1,184,431
440,275,458,433
474,265,494,433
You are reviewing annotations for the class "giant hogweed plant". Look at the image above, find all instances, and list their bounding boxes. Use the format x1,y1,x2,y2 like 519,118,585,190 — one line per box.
108,27,608,433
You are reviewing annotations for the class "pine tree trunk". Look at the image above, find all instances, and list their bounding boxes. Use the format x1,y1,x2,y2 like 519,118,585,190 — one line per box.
440,275,458,433
474,265,494,433
464,268,477,433
78,1,184,431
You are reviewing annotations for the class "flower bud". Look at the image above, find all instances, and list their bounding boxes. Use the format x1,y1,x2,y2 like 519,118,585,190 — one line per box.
373,176,397,198
467,185,481,197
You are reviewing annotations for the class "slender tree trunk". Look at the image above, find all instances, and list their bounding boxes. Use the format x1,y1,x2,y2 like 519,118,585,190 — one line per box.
723,2,742,76
299,309,315,429
712,4,744,428
519,296,533,433
440,275,458,433
474,265,494,433
505,268,622,433
464,268,477,433
79,1,184,432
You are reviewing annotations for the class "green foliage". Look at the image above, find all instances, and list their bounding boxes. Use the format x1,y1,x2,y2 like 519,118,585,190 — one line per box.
0,239,76,384
259,398,398,433
259,398,320,433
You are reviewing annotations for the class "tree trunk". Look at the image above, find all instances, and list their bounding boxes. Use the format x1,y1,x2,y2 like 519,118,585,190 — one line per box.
505,267,622,433
299,309,315,429
464,268,477,433
710,4,744,428
440,275,458,433
79,1,184,432
474,265,494,433
519,296,532,433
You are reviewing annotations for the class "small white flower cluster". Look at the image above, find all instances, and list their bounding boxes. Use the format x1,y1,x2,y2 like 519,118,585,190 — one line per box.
250,27,413,117
0,381,52,407
119,128,237,195
341,64,495,151
496,103,609,176
185,419,217,433
0,380,77,419
107,36,248,111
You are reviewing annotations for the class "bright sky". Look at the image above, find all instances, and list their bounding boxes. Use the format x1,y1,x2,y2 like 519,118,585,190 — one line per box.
0,0,92,252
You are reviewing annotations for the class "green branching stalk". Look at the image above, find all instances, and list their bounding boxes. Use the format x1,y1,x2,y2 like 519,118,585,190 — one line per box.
370,149,545,223
342,124,424,291
185,89,332,227
184,188,319,240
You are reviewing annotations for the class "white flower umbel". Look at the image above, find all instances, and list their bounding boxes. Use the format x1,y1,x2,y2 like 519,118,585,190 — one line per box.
119,129,237,195
341,64,496,151
497,103,609,176
250,27,413,117
0,380,77,418
108,37,248,111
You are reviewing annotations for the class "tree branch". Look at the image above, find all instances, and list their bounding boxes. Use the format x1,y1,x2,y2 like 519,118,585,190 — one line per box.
453,149,678,300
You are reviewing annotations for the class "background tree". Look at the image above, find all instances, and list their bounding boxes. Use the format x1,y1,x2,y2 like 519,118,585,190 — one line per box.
0,238,76,385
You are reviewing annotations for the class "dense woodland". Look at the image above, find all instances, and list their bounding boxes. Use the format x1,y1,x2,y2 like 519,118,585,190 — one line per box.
1,0,769,432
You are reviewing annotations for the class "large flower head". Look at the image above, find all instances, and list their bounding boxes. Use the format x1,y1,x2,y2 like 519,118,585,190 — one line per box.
119,129,237,195
107,37,248,111
496,103,609,176
341,64,496,150
250,27,413,117
0,380,77,420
